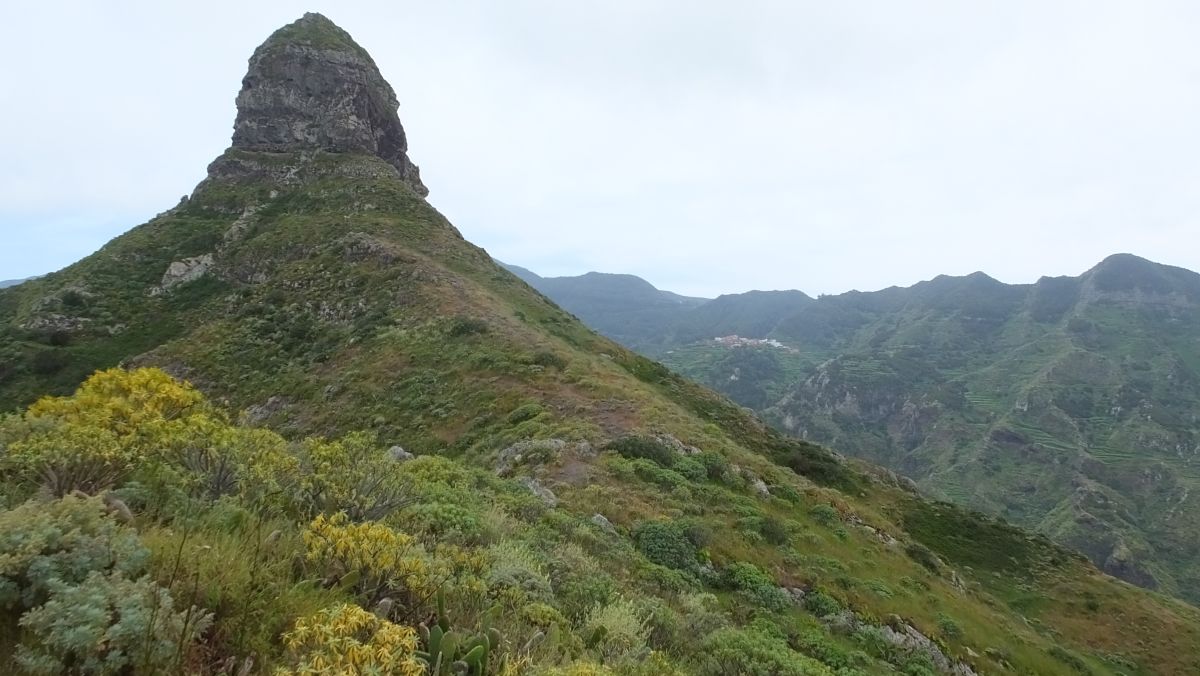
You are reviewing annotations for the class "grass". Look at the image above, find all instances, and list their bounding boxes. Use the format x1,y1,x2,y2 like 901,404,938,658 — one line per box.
2,149,1199,673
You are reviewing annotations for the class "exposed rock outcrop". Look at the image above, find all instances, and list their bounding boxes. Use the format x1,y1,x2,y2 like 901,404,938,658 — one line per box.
229,12,427,196
154,254,214,294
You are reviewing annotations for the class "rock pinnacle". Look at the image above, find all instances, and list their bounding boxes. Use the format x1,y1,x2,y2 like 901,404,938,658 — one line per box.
230,13,428,196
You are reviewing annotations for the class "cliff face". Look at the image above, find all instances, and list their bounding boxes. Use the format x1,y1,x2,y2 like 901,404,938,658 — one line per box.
230,12,428,196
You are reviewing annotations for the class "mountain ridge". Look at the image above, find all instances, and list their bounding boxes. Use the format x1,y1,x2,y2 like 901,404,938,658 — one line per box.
1,15,1198,674
510,254,1200,602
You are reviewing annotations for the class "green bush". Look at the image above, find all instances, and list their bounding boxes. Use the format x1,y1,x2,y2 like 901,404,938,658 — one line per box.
791,625,862,670
15,571,210,676
295,432,413,521
671,456,708,482
633,520,698,571
803,590,842,618
487,540,553,600
506,403,544,424
695,451,731,481
722,562,791,611
808,503,838,527
630,459,688,489
936,612,962,639
605,436,675,467
582,596,650,664
736,515,790,545
0,496,148,611
447,316,489,337
695,626,835,676
904,542,941,573
3,420,132,497
531,351,568,370
559,574,616,622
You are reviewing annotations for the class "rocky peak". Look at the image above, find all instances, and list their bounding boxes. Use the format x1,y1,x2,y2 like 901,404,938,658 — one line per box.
230,13,428,196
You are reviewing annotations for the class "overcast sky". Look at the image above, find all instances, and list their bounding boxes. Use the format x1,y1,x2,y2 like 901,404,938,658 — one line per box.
3,2,1199,297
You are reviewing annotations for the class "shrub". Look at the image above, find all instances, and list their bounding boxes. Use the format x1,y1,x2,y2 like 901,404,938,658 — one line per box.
696,626,835,676
695,451,731,481
16,571,211,676
936,612,962,639
808,503,839,527
28,368,206,434
791,625,860,670
532,351,568,369
295,433,414,521
638,561,700,594
1047,645,1093,674
722,561,775,591
277,603,424,675
507,403,544,424
143,415,298,507
722,562,790,611
30,349,68,375
803,590,842,618
2,368,212,495
3,421,133,496
402,501,485,542
769,483,803,504
605,436,675,466
904,543,941,573
521,602,570,629
559,574,617,623
633,520,698,571
671,456,708,482
487,540,553,600
303,513,433,607
140,518,342,662
582,596,650,664
736,516,789,545
0,495,148,611
630,458,689,489
448,316,489,337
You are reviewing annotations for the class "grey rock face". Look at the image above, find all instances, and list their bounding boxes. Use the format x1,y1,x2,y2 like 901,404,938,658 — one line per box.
230,13,427,197
518,476,558,508
154,254,214,294
241,395,287,426
388,446,414,462
494,438,569,476
590,513,617,534
878,622,979,676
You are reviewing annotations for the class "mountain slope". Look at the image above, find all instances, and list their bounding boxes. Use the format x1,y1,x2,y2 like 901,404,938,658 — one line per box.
528,256,1200,602
1,14,1198,675
500,264,708,352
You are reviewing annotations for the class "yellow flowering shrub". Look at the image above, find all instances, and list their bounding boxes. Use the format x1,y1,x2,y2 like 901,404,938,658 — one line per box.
1,368,211,496
28,367,206,435
276,603,424,676
304,513,434,607
3,421,132,496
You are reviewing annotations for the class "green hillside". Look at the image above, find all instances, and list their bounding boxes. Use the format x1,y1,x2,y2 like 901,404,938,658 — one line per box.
501,264,708,353
530,258,1200,603
1,13,1198,676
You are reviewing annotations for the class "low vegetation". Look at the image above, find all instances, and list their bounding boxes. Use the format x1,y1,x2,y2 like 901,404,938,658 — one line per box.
0,368,1196,674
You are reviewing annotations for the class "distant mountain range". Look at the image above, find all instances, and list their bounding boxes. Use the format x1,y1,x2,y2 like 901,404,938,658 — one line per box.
0,278,33,289
501,263,708,351
507,254,1200,602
